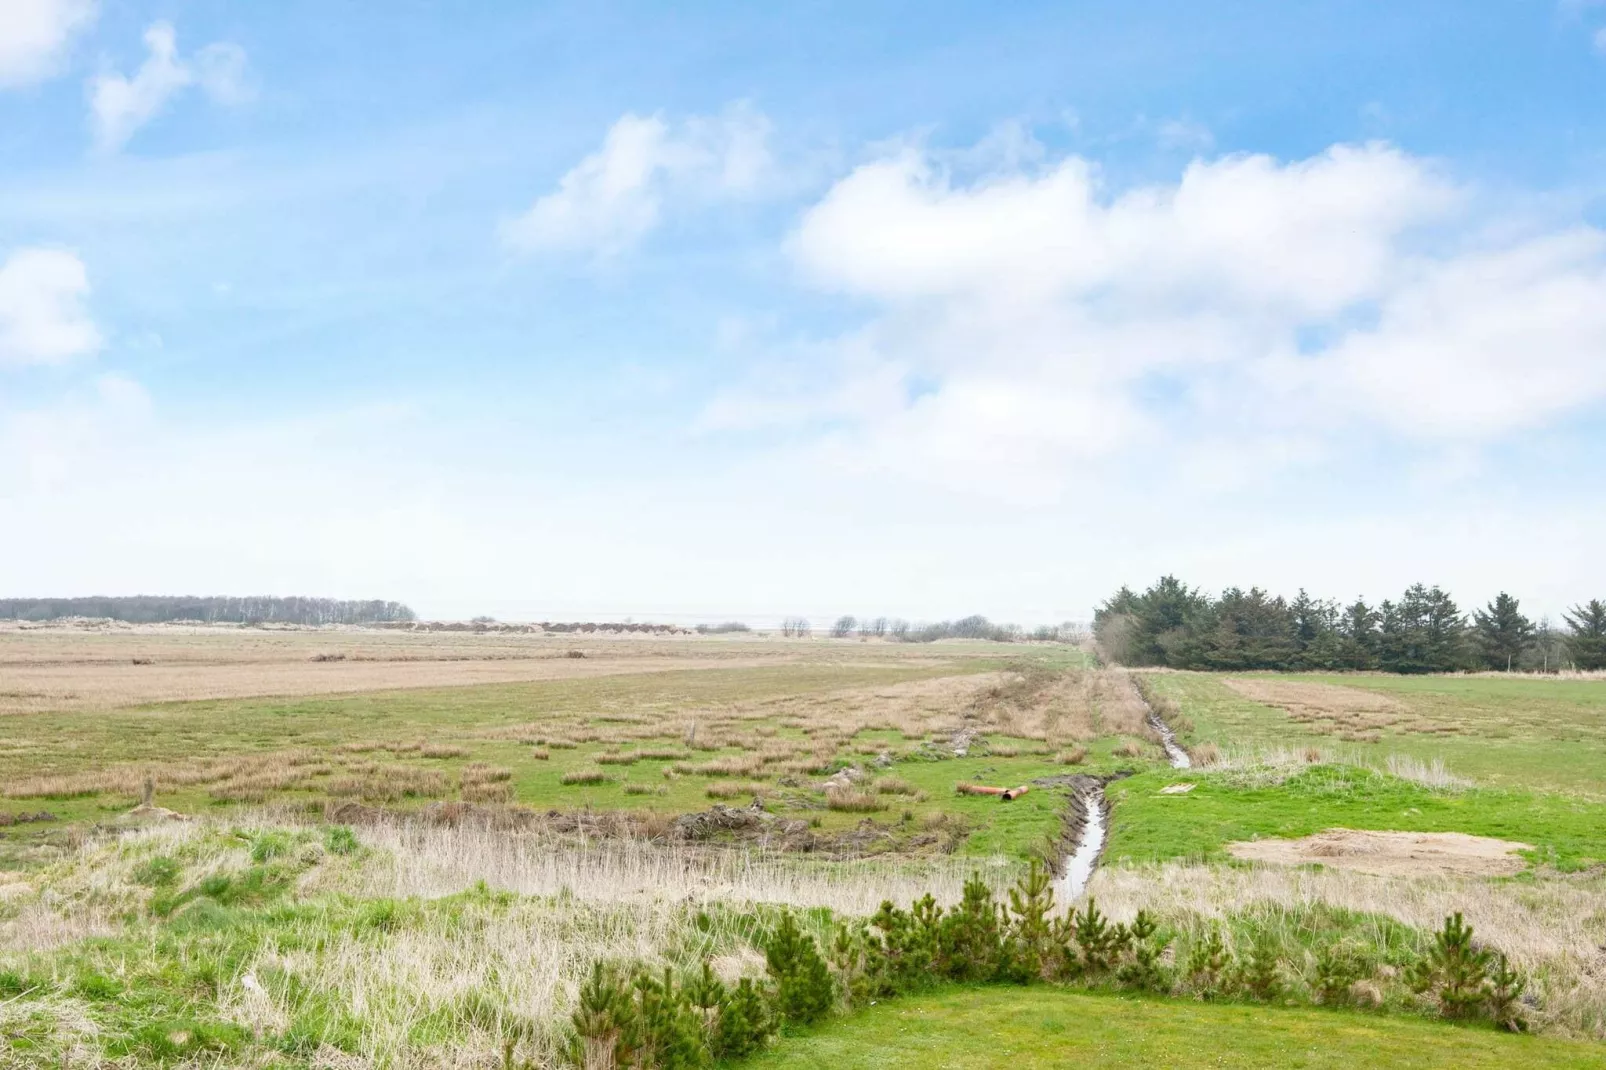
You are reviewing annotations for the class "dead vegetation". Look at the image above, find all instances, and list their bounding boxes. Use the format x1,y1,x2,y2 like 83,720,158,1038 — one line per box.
1223,677,1451,741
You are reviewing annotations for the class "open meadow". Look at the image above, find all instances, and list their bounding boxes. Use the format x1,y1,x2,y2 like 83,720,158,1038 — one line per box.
3,627,1606,1067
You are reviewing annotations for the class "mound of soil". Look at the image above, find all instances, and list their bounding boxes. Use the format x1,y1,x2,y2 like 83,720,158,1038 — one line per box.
1227,828,1532,877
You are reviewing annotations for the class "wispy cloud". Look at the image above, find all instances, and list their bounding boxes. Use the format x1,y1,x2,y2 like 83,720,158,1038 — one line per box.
0,0,96,88
0,247,100,367
500,104,771,257
87,22,250,152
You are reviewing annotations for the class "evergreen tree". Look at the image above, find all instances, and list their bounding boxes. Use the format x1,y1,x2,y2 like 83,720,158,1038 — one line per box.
1563,599,1606,671
1472,593,1534,671
1378,584,1468,673
1337,598,1380,670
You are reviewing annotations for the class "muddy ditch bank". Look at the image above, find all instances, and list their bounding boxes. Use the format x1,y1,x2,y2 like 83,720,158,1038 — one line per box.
1034,772,1130,902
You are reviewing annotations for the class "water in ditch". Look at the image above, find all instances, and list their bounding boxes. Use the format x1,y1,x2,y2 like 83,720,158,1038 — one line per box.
1055,786,1106,902
1150,711,1192,769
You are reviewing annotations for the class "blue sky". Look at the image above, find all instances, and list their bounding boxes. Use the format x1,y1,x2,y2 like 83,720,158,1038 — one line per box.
3,0,1606,623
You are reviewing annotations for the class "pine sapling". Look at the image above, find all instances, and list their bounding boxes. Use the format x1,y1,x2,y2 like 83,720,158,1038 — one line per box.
1185,928,1231,1000
1116,910,1169,993
939,874,1003,981
1007,858,1057,982
1315,943,1363,1006
765,911,835,1026
1484,952,1528,1033
1235,940,1284,1003
1070,899,1123,979
1409,912,1491,1020
713,978,774,1060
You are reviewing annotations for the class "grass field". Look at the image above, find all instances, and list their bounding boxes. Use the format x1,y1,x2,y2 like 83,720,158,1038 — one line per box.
4,627,1606,1066
745,986,1606,1069
1144,671,1606,796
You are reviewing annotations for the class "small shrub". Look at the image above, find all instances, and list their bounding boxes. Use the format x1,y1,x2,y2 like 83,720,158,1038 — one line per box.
1067,899,1127,978
1315,943,1364,1006
765,911,834,1026
1235,940,1284,1002
1116,910,1168,992
1184,927,1232,998
1408,912,1523,1027
713,977,774,1059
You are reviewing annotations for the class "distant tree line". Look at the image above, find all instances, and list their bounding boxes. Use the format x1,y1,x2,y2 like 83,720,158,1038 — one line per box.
695,621,752,634
1094,576,1606,673
0,596,416,626
811,614,1083,644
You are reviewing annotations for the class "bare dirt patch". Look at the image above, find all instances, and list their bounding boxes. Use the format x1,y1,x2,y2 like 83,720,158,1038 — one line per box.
1226,828,1533,877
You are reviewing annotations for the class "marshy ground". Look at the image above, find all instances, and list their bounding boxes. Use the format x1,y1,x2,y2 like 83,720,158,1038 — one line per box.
2,624,1605,1066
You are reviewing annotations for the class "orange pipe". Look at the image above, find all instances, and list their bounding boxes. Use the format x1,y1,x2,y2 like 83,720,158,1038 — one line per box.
1001,785,1031,801
955,783,1008,796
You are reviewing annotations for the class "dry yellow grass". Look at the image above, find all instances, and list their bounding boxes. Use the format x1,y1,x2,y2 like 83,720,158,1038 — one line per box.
705,781,767,800
1222,677,1422,740
825,786,885,812
0,622,1004,717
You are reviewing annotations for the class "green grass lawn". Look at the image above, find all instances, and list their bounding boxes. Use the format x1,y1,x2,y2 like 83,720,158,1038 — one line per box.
1104,765,1606,871
744,986,1605,1069
1148,672,1606,797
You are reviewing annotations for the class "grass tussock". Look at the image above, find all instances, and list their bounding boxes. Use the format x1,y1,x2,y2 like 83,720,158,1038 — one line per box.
873,776,920,796
706,781,768,800
622,783,667,796
1056,746,1089,766
419,743,469,759
560,769,613,786
460,763,513,786
826,786,886,813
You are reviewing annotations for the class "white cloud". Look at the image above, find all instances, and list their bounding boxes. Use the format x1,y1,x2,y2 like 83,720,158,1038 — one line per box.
703,138,1606,497
0,0,96,88
1156,118,1214,152
1595,25,1606,52
0,247,100,367
0,373,149,490
88,21,249,152
501,104,772,256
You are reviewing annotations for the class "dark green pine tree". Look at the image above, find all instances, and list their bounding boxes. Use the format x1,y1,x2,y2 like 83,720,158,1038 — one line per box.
1379,584,1468,673
1472,593,1534,671
1563,600,1606,671
1338,598,1380,670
